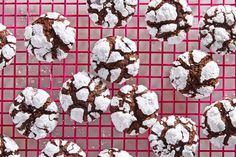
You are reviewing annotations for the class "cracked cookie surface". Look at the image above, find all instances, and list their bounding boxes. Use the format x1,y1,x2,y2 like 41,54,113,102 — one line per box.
0,134,20,157
169,50,220,99
39,139,86,157
202,98,236,148
24,12,76,62
91,36,140,84
199,5,236,54
87,0,137,28
59,71,111,123
98,148,133,157
145,0,193,44
110,84,159,135
149,116,199,157
0,23,16,70
9,87,59,140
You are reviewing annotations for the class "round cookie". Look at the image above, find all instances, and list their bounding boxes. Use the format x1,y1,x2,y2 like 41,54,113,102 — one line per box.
169,50,220,99
110,84,159,135
9,87,59,140
199,5,236,54
0,23,16,70
202,98,236,147
98,148,133,157
91,36,140,84
87,0,137,28
24,12,76,62
59,71,111,123
0,134,20,157
145,0,193,44
149,116,199,157
39,139,86,157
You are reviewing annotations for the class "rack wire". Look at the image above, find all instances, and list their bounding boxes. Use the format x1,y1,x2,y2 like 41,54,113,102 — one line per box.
0,0,236,156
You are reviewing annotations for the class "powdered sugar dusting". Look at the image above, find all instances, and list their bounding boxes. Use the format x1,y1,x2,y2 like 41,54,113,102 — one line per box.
0,23,6,31
170,66,189,90
192,49,207,63
154,3,177,23
200,61,220,83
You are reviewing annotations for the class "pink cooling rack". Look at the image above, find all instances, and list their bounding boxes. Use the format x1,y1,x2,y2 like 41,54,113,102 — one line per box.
0,0,236,156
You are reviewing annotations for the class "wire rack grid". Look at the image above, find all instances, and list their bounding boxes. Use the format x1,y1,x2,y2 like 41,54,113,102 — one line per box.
0,0,236,156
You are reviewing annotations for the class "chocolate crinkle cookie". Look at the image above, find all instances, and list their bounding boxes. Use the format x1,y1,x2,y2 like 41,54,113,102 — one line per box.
59,71,111,123
169,50,220,99
145,0,193,44
0,134,20,157
91,36,140,84
98,148,133,157
9,87,59,140
39,139,86,157
149,116,199,157
24,12,76,62
199,5,236,54
0,23,16,70
110,84,159,135
202,98,236,148
87,0,137,28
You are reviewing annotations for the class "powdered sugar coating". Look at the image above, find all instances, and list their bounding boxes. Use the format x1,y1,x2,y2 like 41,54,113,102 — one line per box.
98,148,133,157
0,134,20,157
199,5,236,54
59,71,111,123
110,84,159,135
0,23,16,70
170,50,220,99
202,98,236,147
91,36,140,84
9,87,59,140
149,116,198,157
145,0,193,44
87,0,137,28
39,139,86,157
24,12,76,62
